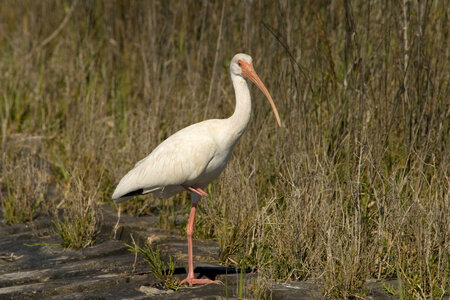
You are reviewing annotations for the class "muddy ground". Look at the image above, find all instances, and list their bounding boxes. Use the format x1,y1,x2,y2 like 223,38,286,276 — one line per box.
0,206,398,299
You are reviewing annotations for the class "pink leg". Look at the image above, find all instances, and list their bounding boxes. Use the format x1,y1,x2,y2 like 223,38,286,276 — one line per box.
179,189,219,287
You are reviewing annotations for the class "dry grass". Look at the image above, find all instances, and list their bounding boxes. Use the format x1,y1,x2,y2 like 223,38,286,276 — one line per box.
0,0,448,298
52,169,101,248
1,147,50,224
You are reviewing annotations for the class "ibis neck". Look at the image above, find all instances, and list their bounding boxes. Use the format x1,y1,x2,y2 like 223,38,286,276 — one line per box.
227,73,252,140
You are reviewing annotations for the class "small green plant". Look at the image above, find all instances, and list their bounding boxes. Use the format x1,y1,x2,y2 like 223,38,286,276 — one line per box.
382,282,400,297
53,208,98,249
53,203,98,249
238,258,247,299
52,172,100,249
1,194,40,225
126,239,179,290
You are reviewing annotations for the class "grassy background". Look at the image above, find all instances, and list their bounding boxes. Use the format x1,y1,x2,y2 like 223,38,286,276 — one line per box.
0,0,448,298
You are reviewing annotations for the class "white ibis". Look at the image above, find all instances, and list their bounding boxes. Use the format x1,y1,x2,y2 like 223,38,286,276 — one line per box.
112,53,281,286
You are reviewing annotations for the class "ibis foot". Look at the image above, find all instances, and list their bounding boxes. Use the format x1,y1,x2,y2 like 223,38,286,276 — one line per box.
179,277,220,287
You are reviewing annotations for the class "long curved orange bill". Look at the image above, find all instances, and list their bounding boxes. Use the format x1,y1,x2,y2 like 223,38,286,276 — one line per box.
241,62,282,127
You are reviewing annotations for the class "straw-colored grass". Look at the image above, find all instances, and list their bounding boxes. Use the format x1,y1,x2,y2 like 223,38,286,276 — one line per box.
0,1,448,298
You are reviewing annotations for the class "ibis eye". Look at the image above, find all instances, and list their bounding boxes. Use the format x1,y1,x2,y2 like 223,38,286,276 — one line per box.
238,61,241,66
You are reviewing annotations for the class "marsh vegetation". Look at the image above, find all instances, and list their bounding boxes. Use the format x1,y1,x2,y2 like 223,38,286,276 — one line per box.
0,1,448,298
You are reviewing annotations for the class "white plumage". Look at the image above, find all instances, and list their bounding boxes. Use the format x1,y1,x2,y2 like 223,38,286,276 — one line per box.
112,119,234,201
112,53,281,286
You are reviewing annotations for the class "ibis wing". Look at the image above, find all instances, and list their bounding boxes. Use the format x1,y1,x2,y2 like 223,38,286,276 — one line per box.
112,131,217,200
